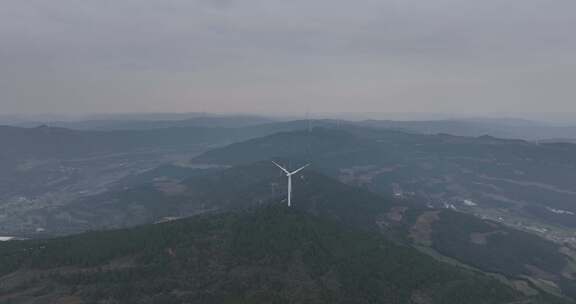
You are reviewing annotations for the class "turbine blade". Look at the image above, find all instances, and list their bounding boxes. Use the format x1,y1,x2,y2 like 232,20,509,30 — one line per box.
272,161,290,175
289,164,310,175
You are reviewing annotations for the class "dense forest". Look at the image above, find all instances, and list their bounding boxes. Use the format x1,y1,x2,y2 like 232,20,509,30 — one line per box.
0,206,564,304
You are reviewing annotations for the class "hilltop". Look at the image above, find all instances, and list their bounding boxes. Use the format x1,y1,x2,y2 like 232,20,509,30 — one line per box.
193,128,576,231
0,206,560,304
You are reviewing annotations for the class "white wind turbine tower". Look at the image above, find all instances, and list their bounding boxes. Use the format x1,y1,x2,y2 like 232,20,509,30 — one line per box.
272,161,310,207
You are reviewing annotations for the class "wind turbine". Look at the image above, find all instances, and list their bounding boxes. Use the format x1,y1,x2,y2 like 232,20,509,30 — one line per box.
272,161,310,207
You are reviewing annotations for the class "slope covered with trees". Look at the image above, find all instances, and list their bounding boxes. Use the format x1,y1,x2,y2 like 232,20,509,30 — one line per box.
0,206,560,304
29,162,576,300
193,128,576,230
191,129,576,299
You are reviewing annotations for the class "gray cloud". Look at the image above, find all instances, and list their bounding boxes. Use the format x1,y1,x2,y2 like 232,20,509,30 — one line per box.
0,0,575,115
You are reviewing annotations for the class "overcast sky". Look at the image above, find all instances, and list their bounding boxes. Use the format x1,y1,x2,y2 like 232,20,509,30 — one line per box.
1,0,575,116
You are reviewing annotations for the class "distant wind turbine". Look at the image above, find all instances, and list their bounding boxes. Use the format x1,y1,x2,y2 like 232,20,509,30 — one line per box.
272,161,310,207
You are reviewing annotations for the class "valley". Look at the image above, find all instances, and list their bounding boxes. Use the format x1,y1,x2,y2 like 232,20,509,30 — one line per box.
0,122,303,237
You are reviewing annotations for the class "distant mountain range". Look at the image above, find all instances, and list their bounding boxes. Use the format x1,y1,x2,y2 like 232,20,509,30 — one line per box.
355,119,576,142
8,114,576,142
14,115,276,130
2,113,274,126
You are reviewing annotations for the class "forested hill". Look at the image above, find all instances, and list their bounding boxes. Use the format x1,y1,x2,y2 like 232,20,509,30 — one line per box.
0,206,561,304
192,128,576,230
27,162,576,300
190,130,576,299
